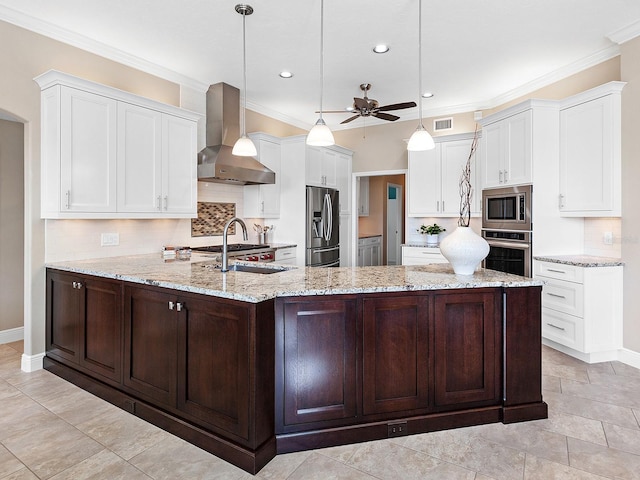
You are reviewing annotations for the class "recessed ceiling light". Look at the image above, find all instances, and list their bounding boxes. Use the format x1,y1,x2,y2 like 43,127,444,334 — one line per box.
279,71,293,78
373,44,389,54
422,92,434,98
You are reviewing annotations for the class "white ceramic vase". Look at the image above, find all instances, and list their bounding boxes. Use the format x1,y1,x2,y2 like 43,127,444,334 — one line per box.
439,226,490,275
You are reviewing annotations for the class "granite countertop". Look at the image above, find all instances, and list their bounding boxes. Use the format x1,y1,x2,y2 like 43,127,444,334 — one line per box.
534,255,623,267
47,253,543,303
267,243,296,250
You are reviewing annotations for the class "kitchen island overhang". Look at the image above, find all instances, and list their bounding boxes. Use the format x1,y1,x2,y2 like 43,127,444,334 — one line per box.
44,255,547,474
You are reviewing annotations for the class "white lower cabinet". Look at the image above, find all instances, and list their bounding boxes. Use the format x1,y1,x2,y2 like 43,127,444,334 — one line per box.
357,236,381,267
274,246,297,265
535,260,622,362
402,246,448,265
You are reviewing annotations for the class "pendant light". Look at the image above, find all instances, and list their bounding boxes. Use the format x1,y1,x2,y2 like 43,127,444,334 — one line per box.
407,0,435,151
232,4,258,157
306,0,335,147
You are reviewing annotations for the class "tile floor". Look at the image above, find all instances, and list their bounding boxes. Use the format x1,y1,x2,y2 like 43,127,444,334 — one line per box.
1,341,640,479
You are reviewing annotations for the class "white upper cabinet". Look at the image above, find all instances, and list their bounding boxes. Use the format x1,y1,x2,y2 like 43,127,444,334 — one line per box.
306,146,338,188
35,70,199,219
357,176,370,216
335,151,352,215
558,82,625,217
55,86,118,214
244,134,281,218
408,133,480,217
481,109,532,188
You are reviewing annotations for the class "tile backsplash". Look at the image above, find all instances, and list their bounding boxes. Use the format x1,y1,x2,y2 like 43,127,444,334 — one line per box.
191,202,236,237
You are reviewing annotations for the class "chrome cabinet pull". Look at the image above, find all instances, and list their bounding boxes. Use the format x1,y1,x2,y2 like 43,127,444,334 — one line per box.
546,323,566,331
157,196,162,211
168,301,175,310
176,302,183,312
72,281,82,289
547,292,566,299
163,196,168,210
504,170,508,182
559,194,565,209
65,190,71,209
547,269,566,274
499,170,504,183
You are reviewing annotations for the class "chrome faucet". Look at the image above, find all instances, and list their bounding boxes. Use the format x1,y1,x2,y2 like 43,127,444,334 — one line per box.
221,217,248,272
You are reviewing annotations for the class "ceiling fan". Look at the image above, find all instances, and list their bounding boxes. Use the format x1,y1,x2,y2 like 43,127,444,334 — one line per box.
321,83,416,124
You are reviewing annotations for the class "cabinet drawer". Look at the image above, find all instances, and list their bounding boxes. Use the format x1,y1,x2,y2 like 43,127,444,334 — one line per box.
535,261,583,283
402,247,447,265
275,247,296,262
542,307,584,351
541,280,584,317
359,236,381,246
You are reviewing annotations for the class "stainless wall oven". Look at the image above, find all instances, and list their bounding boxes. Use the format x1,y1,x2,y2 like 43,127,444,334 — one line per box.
482,230,532,277
482,185,533,277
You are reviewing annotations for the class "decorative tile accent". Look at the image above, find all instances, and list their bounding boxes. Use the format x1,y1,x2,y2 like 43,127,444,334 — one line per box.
191,202,235,237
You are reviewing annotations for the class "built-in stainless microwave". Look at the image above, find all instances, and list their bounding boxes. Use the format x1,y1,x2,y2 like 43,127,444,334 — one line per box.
481,185,532,231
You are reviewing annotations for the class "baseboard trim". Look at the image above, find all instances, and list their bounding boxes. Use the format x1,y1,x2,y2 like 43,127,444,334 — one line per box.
0,326,24,344
21,352,44,372
619,348,640,369
543,338,640,369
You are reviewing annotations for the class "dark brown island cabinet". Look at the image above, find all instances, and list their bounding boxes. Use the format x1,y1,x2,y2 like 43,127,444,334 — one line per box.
45,268,546,474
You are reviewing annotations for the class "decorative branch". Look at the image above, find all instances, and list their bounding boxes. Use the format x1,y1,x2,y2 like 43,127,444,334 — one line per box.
459,124,479,227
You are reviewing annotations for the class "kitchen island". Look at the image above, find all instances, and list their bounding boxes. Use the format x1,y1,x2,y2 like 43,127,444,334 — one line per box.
45,254,547,474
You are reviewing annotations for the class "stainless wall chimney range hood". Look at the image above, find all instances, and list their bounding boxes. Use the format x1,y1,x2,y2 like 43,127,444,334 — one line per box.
197,83,275,185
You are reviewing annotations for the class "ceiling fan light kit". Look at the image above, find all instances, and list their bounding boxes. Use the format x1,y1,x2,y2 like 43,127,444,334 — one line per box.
408,0,435,152
307,0,335,147
232,3,258,157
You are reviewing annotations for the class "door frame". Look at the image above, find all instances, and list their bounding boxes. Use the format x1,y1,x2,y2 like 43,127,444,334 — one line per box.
351,170,407,267
386,182,403,265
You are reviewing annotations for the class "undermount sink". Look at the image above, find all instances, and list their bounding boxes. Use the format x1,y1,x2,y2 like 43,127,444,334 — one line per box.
224,263,288,274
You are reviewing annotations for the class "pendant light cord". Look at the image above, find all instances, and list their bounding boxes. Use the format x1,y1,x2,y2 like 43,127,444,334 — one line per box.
241,8,248,136
417,0,423,129
319,0,325,121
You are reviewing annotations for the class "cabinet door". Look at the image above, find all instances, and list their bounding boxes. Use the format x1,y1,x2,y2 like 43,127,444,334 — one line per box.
46,271,81,365
60,87,117,212
244,137,281,218
357,176,370,216
321,149,338,188
481,121,503,188
433,290,501,407
362,295,429,415
505,110,532,186
177,295,250,441
117,102,163,213
305,146,324,186
407,147,441,216
277,298,357,429
80,277,123,382
162,114,198,215
336,152,352,214
124,286,178,407
560,97,614,213
441,139,477,215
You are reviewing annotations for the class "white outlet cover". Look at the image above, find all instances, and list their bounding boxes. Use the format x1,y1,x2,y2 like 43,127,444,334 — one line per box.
101,233,120,246
603,232,613,245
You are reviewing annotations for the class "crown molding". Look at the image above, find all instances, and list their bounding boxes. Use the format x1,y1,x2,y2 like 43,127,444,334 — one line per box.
0,5,208,92
607,19,640,45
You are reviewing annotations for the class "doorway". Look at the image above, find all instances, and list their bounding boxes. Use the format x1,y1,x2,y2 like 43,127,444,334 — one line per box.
386,183,403,265
0,117,25,345
351,170,406,266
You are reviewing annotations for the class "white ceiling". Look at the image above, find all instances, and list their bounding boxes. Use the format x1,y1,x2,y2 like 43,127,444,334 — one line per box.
1,0,639,130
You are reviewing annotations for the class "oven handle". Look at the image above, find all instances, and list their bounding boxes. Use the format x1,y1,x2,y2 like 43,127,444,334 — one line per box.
485,240,531,250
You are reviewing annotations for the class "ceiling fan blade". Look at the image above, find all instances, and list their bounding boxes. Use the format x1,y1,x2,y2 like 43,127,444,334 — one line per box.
374,112,400,122
340,115,361,124
377,101,417,112
353,97,369,110
316,110,352,113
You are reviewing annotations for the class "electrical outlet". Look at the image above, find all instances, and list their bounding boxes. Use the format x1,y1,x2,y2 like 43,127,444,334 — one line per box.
101,233,120,246
387,421,408,438
603,232,613,245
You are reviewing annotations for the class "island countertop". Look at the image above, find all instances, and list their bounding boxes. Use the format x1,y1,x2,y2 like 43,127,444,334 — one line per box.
46,253,543,303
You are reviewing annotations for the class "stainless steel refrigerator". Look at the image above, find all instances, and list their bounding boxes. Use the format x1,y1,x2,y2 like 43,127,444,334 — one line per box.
306,186,340,267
